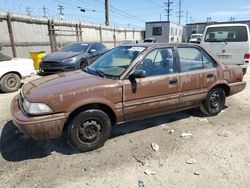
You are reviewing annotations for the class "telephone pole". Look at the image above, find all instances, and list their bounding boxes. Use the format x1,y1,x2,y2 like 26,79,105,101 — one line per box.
105,0,109,26
42,5,48,18
164,0,173,22
186,11,188,24
177,0,184,25
58,5,64,20
25,7,31,16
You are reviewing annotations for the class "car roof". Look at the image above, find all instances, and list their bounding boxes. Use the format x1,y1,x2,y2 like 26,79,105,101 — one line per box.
206,23,249,28
120,43,201,48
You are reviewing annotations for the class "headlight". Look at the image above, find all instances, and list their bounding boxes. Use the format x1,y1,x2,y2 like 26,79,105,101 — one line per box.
23,99,53,115
62,57,77,63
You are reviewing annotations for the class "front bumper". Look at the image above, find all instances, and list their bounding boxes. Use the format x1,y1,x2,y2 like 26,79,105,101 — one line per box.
228,81,246,96
11,95,67,139
39,62,77,75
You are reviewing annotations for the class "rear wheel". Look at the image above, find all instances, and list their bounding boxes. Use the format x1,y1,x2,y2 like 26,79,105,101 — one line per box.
243,68,247,75
200,87,226,116
0,73,21,93
67,109,111,152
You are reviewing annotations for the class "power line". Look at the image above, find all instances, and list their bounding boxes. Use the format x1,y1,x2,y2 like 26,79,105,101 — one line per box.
164,0,173,22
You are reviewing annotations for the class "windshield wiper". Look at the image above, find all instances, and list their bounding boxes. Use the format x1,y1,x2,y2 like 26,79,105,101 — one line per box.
95,69,106,78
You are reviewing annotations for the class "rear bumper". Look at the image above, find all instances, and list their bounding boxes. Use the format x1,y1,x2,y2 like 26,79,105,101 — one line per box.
228,81,246,96
11,95,67,139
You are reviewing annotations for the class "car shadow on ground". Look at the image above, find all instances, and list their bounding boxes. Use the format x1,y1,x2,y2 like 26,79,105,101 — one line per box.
0,108,208,162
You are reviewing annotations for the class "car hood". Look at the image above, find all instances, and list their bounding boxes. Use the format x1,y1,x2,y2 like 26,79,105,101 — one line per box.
22,71,116,102
42,52,88,62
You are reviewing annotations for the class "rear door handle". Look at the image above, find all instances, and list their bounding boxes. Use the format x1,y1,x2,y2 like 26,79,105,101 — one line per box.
169,79,178,85
207,73,214,78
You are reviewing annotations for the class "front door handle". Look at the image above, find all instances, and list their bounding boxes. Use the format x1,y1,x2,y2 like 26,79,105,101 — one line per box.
207,73,214,78
169,79,178,85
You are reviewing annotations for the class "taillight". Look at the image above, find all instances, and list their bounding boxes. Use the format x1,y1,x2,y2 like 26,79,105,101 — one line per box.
244,53,250,59
244,53,250,63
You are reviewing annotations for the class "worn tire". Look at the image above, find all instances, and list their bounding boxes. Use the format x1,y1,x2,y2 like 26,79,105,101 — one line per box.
243,68,247,75
80,59,88,69
200,87,226,116
0,73,21,93
67,109,111,152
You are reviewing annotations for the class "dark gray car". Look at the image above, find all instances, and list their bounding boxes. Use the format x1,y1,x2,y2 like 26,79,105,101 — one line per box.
39,42,108,75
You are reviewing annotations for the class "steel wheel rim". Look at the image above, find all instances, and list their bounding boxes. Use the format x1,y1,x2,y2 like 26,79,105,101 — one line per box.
78,119,102,143
6,76,18,88
209,92,221,109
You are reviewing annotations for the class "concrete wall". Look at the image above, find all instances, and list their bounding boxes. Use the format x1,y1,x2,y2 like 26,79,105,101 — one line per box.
0,12,143,58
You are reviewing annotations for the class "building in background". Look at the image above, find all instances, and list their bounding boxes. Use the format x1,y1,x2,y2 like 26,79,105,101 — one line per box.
145,21,183,43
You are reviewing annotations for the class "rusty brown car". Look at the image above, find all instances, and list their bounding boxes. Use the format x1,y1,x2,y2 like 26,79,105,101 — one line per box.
11,43,246,152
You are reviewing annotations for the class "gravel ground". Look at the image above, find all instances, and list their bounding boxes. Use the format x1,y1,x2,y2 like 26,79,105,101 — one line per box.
0,71,249,188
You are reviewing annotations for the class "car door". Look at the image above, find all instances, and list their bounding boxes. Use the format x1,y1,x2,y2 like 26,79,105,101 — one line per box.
123,47,180,120
177,47,218,107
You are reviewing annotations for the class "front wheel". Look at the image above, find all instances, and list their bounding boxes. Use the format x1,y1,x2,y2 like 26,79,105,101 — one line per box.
67,109,112,152
80,59,88,69
200,88,226,116
0,73,21,93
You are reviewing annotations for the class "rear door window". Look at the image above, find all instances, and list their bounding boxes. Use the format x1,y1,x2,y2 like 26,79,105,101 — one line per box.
204,26,248,42
178,47,203,72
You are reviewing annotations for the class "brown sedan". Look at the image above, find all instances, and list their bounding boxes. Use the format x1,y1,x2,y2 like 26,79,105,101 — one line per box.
11,43,246,152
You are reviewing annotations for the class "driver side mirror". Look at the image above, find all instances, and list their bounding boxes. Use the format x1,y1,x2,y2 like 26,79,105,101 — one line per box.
129,70,146,79
90,49,97,53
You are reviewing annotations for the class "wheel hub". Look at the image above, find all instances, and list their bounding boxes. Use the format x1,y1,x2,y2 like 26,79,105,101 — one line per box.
78,120,101,142
209,92,221,109
6,77,18,88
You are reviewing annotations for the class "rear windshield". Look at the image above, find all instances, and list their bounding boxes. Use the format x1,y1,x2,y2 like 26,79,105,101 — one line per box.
0,52,12,61
204,26,248,42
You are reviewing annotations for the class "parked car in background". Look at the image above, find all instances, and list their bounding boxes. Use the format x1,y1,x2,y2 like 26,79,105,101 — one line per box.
200,24,250,74
0,52,34,93
39,42,108,75
143,38,158,43
11,43,246,152
189,33,203,44
119,40,141,46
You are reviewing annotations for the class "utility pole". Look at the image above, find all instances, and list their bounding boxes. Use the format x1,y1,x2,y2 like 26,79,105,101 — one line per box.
42,5,48,18
105,0,109,26
58,5,64,20
229,17,236,22
25,7,31,16
164,0,173,22
186,11,188,24
177,0,184,25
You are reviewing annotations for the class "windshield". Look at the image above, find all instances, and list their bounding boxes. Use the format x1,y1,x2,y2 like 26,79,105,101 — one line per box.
191,35,202,39
60,43,89,52
87,46,146,78
0,52,12,61
204,26,248,42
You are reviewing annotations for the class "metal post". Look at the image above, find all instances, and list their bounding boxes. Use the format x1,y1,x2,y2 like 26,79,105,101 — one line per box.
113,28,116,47
105,0,109,26
75,24,79,42
99,25,103,43
79,23,83,41
7,13,17,57
48,20,55,53
51,20,57,51
125,28,127,40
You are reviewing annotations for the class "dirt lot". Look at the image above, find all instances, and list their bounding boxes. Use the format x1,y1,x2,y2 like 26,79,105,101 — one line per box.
0,71,250,188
